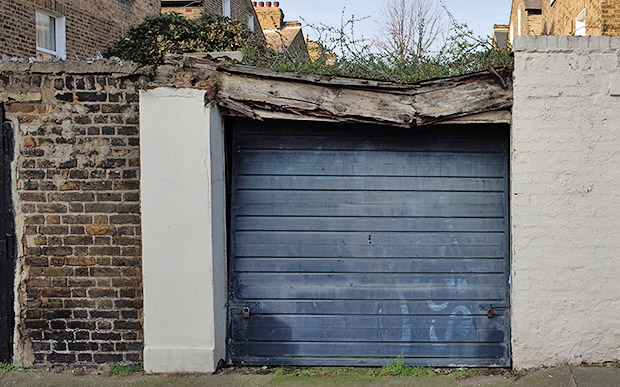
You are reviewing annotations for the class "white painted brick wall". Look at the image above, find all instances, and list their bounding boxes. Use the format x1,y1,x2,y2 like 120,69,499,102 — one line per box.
512,36,620,370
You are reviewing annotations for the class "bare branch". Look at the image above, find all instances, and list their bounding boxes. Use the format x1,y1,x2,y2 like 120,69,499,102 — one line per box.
374,0,447,61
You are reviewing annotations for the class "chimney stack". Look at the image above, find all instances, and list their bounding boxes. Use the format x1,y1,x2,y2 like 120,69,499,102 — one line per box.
254,0,284,28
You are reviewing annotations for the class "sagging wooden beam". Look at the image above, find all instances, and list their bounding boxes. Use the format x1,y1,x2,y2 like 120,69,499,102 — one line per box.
160,54,513,127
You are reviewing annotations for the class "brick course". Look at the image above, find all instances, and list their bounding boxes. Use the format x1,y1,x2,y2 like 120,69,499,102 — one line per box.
508,0,620,37
0,0,160,59
509,1,543,43
542,0,603,35
1,61,148,366
162,0,261,34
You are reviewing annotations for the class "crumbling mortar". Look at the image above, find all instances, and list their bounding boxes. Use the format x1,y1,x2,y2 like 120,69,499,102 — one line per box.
2,66,146,366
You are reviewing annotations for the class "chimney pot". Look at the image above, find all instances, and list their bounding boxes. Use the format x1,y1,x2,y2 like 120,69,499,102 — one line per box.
252,1,257,5
266,1,272,6
258,2,264,7
274,1,279,6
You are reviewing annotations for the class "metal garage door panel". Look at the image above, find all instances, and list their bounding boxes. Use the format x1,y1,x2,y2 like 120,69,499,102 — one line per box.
228,120,510,367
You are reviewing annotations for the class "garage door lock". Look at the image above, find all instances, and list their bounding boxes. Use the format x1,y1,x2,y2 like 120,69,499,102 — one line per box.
482,304,510,318
227,304,251,318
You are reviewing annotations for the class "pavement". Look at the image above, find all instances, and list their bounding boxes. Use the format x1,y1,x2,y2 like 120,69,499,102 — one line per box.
0,365,619,387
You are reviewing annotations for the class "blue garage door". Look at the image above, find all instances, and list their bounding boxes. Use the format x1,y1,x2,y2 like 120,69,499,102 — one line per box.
228,119,510,367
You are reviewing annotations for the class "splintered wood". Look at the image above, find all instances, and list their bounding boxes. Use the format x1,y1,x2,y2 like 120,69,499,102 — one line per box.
161,54,512,127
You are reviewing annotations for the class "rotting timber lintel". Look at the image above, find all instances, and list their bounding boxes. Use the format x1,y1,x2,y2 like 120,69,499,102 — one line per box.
159,54,513,127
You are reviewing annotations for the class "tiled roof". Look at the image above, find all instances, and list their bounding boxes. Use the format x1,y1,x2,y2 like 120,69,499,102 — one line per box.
263,26,302,53
524,0,542,10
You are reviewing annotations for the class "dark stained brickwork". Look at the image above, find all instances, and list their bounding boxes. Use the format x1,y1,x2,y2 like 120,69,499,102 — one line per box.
0,61,149,366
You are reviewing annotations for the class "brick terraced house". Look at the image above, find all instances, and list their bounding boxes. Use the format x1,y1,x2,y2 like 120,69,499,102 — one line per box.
252,1,309,59
161,0,262,34
506,0,620,45
0,0,160,60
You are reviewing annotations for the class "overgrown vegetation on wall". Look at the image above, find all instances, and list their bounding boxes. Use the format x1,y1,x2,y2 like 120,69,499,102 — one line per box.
244,12,513,84
104,12,250,66
105,10,512,84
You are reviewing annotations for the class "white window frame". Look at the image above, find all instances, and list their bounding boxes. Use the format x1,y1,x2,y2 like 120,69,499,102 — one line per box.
575,9,586,36
36,9,66,60
247,14,254,30
517,9,522,36
222,0,231,18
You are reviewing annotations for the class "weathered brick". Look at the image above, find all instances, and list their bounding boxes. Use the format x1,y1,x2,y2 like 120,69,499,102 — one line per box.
77,353,93,362
93,353,123,363
48,192,95,202
65,257,96,266
47,352,76,363
55,93,74,102
39,226,69,235
85,225,116,236
84,203,119,213
76,92,107,102
89,267,123,277
109,215,140,225
61,215,92,224
89,246,121,256
68,342,99,351
89,310,120,319
114,320,141,330
25,256,48,267
41,246,73,256
97,321,113,330
91,332,121,341
41,288,71,298
46,216,61,225
37,203,68,214
67,320,96,330
88,288,117,298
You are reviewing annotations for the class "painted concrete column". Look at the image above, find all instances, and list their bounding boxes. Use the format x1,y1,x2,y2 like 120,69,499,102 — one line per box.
139,88,227,373
512,36,620,369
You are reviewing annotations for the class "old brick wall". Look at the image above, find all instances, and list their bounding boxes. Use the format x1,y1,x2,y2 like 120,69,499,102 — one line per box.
162,0,261,34
528,12,543,35
541,0,604,35
0,61,148,366
509,1,526,41
0,0,160,59
512,36,620,369
0,0,36,59
509,1,543,43
602,0,620,34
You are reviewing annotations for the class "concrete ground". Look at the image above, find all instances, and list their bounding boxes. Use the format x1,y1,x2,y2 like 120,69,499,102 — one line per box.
0,366,619,387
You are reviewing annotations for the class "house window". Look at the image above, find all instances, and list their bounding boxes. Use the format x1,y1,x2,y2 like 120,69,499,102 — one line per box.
36,10,66,60
575,9,586,36
247,15,254,30
517,9,522,36
222,0,231,17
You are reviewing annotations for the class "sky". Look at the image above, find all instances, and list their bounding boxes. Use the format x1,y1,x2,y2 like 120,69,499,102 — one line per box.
279,0,513,43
